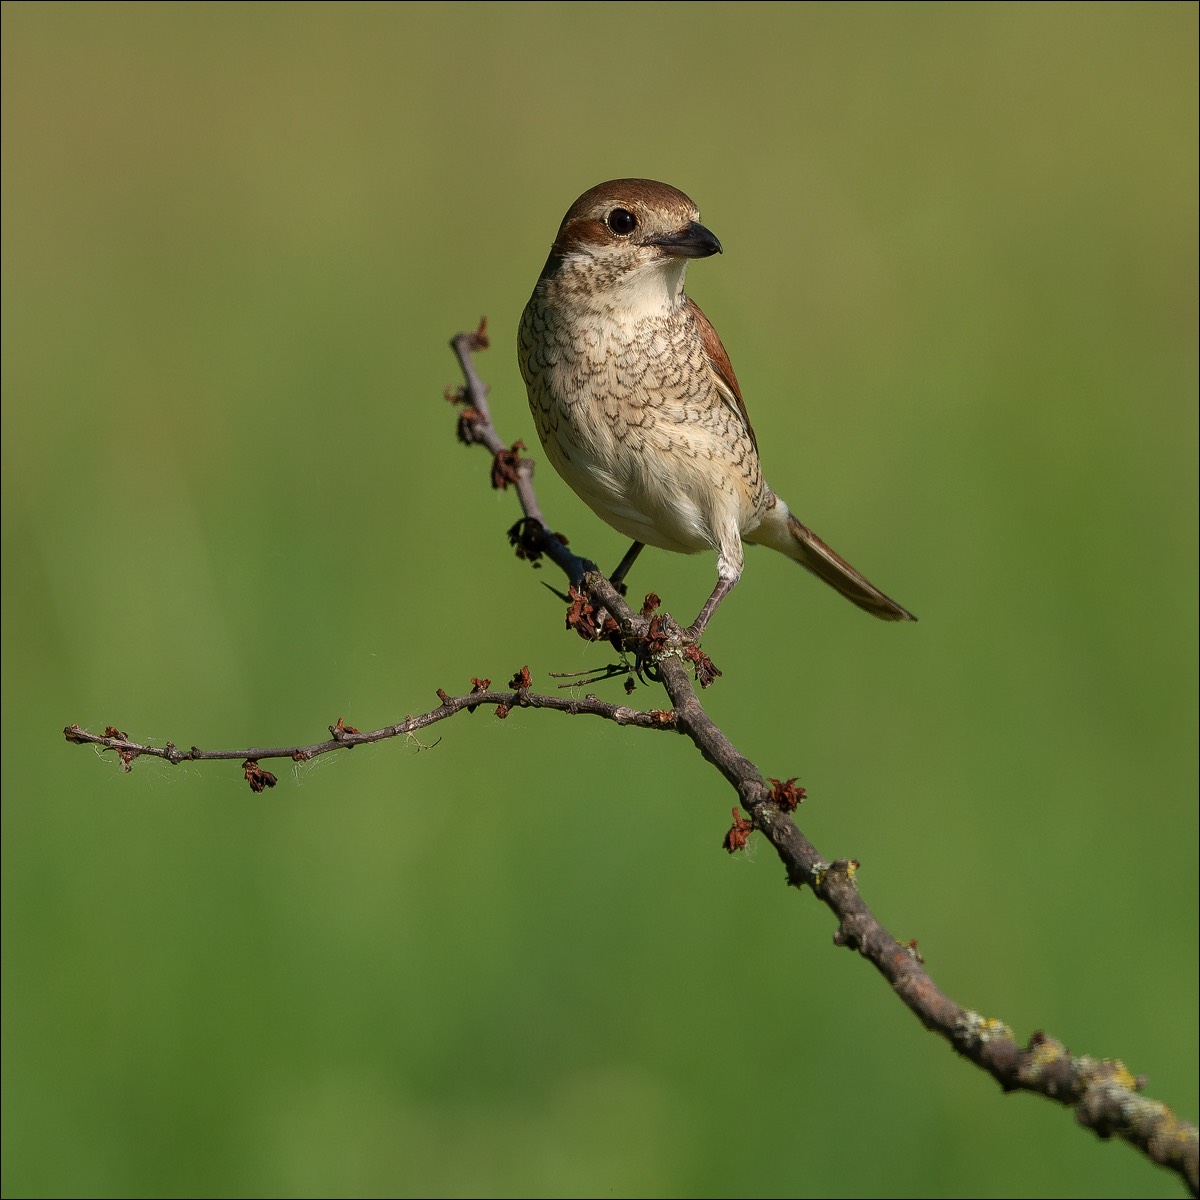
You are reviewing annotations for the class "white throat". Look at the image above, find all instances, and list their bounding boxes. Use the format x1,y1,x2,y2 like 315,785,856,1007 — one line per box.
612,256,689,320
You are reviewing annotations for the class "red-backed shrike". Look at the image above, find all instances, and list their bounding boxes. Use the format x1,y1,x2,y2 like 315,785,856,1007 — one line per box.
517,179,915,637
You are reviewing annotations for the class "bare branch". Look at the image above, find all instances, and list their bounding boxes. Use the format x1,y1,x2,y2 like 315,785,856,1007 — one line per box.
449,320,581,577
445,326,1200,1196
63,684,676,773
61,324,1198,1196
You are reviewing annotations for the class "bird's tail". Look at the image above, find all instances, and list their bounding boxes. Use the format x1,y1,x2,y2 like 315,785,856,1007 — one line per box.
748,505,916,622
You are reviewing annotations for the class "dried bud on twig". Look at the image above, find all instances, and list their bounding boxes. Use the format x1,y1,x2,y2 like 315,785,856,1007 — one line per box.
243,760,277,793
724,808,755,853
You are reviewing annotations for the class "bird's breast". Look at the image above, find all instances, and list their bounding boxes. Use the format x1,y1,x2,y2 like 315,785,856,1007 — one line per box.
517,293,768,554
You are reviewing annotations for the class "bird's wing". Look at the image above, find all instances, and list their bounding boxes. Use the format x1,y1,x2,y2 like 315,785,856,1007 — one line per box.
686,297,757,451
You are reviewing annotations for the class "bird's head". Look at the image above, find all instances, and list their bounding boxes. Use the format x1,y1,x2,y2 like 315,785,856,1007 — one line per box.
539,179,722,314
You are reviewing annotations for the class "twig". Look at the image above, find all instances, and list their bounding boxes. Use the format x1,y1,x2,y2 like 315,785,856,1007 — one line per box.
64,684,675,775
450,320,587,583
445,325,1200,1196
62,324,1199,1195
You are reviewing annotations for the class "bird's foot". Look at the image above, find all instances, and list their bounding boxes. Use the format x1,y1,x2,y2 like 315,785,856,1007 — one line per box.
634,604,723,689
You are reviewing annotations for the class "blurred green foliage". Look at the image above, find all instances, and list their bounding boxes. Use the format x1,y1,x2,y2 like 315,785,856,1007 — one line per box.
3,3,1196,1197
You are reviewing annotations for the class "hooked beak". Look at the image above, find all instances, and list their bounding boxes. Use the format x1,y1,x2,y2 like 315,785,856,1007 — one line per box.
650,220,723,259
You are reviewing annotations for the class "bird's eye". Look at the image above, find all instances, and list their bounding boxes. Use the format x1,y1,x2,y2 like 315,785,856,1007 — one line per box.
606,208,638,236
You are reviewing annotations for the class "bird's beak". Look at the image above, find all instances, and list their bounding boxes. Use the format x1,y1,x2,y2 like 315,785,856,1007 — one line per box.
650,220,723,259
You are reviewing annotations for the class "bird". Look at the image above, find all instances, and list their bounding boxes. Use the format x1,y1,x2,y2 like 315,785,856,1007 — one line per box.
516,178,915,638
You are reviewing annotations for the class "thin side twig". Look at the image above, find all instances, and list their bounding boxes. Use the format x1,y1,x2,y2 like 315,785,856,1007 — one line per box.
64,683,675,777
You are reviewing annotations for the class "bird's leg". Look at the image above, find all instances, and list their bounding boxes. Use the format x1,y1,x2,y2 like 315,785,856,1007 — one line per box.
610,540,645,593
569,540,645,642
581,540,644,642
684,576,737,641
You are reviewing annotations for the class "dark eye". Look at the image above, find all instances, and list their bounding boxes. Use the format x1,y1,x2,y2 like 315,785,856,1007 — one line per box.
606,208,638,236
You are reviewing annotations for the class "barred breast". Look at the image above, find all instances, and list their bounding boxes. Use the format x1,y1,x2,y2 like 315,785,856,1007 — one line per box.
518,288,769,563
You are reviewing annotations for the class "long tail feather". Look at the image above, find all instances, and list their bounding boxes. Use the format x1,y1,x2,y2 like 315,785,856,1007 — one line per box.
785,513,915,621
748,506,916,621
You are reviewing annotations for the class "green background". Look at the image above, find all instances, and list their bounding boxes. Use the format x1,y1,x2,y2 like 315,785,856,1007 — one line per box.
3,3,1196,1197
